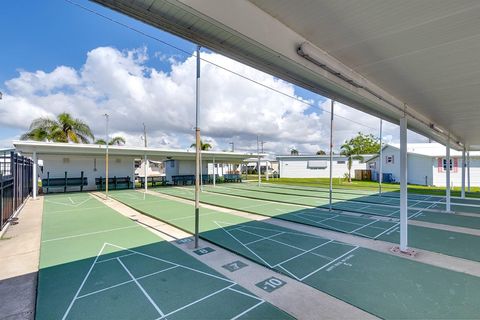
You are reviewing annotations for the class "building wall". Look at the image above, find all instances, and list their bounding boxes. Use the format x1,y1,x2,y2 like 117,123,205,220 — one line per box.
432,157,480,187
278,157,366,178
408,154,433,186
135,160,164,177
164,160,209,182
39,154,136,191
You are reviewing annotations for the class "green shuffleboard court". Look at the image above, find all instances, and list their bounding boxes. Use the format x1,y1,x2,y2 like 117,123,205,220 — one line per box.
203,184,480,230
37,193,292,320
251,183,480,214
155,187,480,262
111,190,480,319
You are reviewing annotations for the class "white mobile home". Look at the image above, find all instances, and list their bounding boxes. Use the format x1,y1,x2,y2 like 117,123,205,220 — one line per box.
367,143,480,187
276,155,370,179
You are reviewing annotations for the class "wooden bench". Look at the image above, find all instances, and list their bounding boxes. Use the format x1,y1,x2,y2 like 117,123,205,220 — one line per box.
95,176,132,190
140,176,168,187
224,174,242,183
172,175,195,185
44,171,87,193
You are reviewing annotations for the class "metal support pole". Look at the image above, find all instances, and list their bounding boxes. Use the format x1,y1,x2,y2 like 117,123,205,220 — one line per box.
379,119,383,196
104,114,109,200
265,161,269,181
257,136,261,186
329,100,334,211
194,45,201,248
461,147,466,198
212,156,216,187
399,115,408,252
446,137,451,212
144,154,148,193
467,150,471,192
32,151,37,200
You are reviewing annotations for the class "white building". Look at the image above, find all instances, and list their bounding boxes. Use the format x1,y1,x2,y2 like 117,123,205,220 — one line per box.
13,141,258,192
135,159,164,178
276,155,371,179
367,143,480,187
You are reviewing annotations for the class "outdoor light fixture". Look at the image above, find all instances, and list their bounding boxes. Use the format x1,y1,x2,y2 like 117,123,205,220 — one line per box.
429,123,445,134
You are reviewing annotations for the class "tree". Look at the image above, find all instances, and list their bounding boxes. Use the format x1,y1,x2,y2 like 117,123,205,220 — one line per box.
290,148,299,155
316,150,326,155
190,140,212,151
340,132,380,182
21,112,94,143
95,136,126,146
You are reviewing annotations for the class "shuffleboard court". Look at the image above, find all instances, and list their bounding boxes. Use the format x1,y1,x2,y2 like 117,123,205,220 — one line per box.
256,183,480,210
110,190,480,319
156,187,480,262
38,193,292,320
203,185,480,230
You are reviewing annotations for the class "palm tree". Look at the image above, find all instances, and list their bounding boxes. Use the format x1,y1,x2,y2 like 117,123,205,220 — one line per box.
290,148,299,155
95,136,126,146
316,150,326,155
340,143,364,182
190,140,212,151
21,112,94,143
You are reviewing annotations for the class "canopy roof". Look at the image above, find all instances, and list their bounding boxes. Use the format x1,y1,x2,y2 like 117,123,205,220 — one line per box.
13,141,259,163
93,0,480,150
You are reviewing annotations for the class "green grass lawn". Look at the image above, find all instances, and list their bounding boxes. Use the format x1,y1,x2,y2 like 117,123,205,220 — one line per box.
259,178,480,198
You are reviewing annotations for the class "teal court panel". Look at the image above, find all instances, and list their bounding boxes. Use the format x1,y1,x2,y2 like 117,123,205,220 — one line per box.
112,190,480,319
37,193,292,320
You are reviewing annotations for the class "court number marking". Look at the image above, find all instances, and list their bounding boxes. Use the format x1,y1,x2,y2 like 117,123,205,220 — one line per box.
222,260,248,272
256,277,286,293
193,247,215,256
176,237,194,244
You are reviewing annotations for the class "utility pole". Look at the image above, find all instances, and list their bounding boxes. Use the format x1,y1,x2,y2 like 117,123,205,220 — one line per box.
260,141,266,153
257,136,261,186
229,142,234,152
143,123,148,147
194,45,201,249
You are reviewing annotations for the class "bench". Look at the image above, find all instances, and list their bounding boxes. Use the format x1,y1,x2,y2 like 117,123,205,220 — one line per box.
172,175,195,185
139,176,168,187
44,171,87,193
95,176,133,190
223,174,242,183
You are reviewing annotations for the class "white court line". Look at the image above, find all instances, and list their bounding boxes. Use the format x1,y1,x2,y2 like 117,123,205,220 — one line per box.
68,197,75,204
273,241,334,268
46,206,107,214
243,231,286,246
218,222,329,240
96,252,137,264
156,284,236,320
300,246,359,281
45,196,93,208
105,243,234,284
230,301,265,320
213,222,274,268
42,225,141,243
239,228,310,252
350,219,383,233
118,257,165,317
292,213,352,234
62,243,106,320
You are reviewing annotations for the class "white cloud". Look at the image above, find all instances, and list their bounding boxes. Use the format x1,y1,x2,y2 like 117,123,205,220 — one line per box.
0,46,428,154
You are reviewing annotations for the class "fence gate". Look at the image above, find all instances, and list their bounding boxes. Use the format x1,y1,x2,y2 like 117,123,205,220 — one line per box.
0,151,33,231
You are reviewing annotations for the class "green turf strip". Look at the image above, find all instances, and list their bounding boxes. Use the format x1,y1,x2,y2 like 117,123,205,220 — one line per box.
156,187,480,263
37,193,291,320
111,190,480,319
207,185,480,229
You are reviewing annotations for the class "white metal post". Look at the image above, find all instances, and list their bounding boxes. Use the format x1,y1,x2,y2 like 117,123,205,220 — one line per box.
104,114,109,200
467,150,471,192
194,45,201,248
132,160,136,189
399,116,408,252
257,136,261,186
266,161,269,181
446,137,451,212
379,119,383,196
329,100,334,211
144,154,148,193
461,147,466,198
32,151,37,200
213,156,216,187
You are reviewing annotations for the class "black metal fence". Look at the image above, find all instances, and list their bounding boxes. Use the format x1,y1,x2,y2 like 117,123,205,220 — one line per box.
0,151,33,231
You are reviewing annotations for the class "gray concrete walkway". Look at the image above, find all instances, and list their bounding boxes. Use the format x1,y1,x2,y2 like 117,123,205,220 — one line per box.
0,197,43,320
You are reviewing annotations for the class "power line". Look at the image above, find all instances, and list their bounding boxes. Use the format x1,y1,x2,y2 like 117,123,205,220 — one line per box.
65,0,379,132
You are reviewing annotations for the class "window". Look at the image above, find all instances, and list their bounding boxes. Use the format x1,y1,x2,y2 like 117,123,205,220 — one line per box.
443,158,453,171
307,160,327,169
369,162,376,169
386,155,394,164
337,160,346,164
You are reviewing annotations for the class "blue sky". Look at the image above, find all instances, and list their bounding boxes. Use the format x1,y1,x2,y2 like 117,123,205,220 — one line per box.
0,1,417,153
